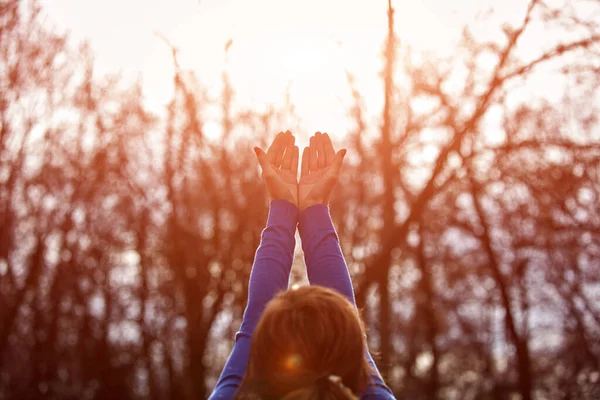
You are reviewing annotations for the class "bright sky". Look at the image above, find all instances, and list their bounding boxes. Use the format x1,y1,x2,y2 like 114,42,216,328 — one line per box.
42,0,535,141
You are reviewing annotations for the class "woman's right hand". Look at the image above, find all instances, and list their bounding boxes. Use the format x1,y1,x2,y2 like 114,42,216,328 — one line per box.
298,132,346,211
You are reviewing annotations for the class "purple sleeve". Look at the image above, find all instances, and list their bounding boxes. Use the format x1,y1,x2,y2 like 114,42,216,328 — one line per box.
298,205,396,400
209,200,298,400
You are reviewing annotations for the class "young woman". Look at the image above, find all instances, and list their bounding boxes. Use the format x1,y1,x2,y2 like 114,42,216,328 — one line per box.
209,131,395,399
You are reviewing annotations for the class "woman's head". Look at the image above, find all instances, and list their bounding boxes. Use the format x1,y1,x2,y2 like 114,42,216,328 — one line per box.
237,286,370,400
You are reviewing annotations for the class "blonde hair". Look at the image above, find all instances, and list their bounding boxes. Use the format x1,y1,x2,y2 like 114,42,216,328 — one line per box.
236,286,369,399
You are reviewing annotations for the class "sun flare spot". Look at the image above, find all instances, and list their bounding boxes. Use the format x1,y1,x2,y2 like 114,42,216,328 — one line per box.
284,354,303,371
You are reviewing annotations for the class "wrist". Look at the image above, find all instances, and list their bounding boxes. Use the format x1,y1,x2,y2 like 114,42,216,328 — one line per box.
270,198,299,209
269,187,297,206
299,199,326,211
273,195,297,206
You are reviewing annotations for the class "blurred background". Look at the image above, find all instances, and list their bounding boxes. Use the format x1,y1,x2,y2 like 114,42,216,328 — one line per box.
1,0,600,399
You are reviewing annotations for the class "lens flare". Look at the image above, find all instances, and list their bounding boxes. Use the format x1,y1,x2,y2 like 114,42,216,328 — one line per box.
283,354,303,371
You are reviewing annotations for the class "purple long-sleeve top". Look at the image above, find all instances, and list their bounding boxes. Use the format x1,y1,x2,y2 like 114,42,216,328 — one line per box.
209,200,395,399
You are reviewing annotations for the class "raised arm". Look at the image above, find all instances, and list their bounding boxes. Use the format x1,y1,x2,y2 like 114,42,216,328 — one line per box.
209,132,299,400
297,132,395,400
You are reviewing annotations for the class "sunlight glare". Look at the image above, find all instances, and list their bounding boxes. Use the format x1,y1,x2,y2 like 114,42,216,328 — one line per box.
47,0,528,140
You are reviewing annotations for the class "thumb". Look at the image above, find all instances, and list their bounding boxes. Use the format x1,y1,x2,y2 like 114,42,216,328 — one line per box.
254,147,270,170
331,149,347,175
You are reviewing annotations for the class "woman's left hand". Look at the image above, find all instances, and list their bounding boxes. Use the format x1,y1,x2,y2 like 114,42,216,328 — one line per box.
254,131,299,206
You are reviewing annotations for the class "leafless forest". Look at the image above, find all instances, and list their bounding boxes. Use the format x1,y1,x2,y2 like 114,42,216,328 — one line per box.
1,0,600,399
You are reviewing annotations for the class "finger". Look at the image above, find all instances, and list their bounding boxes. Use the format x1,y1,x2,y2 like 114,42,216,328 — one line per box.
272,132,288,168
301,147,310,178
267,132,285,166
254,147,271,172
315,132,327,169
282,135,295,171
291,146,299,177
323,133,336,166
330,149,347,176
275,131,294,168
309,136,319,172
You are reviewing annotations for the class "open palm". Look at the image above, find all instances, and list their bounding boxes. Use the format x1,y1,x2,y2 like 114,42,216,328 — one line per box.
299,132,346,210
254,131,299,205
